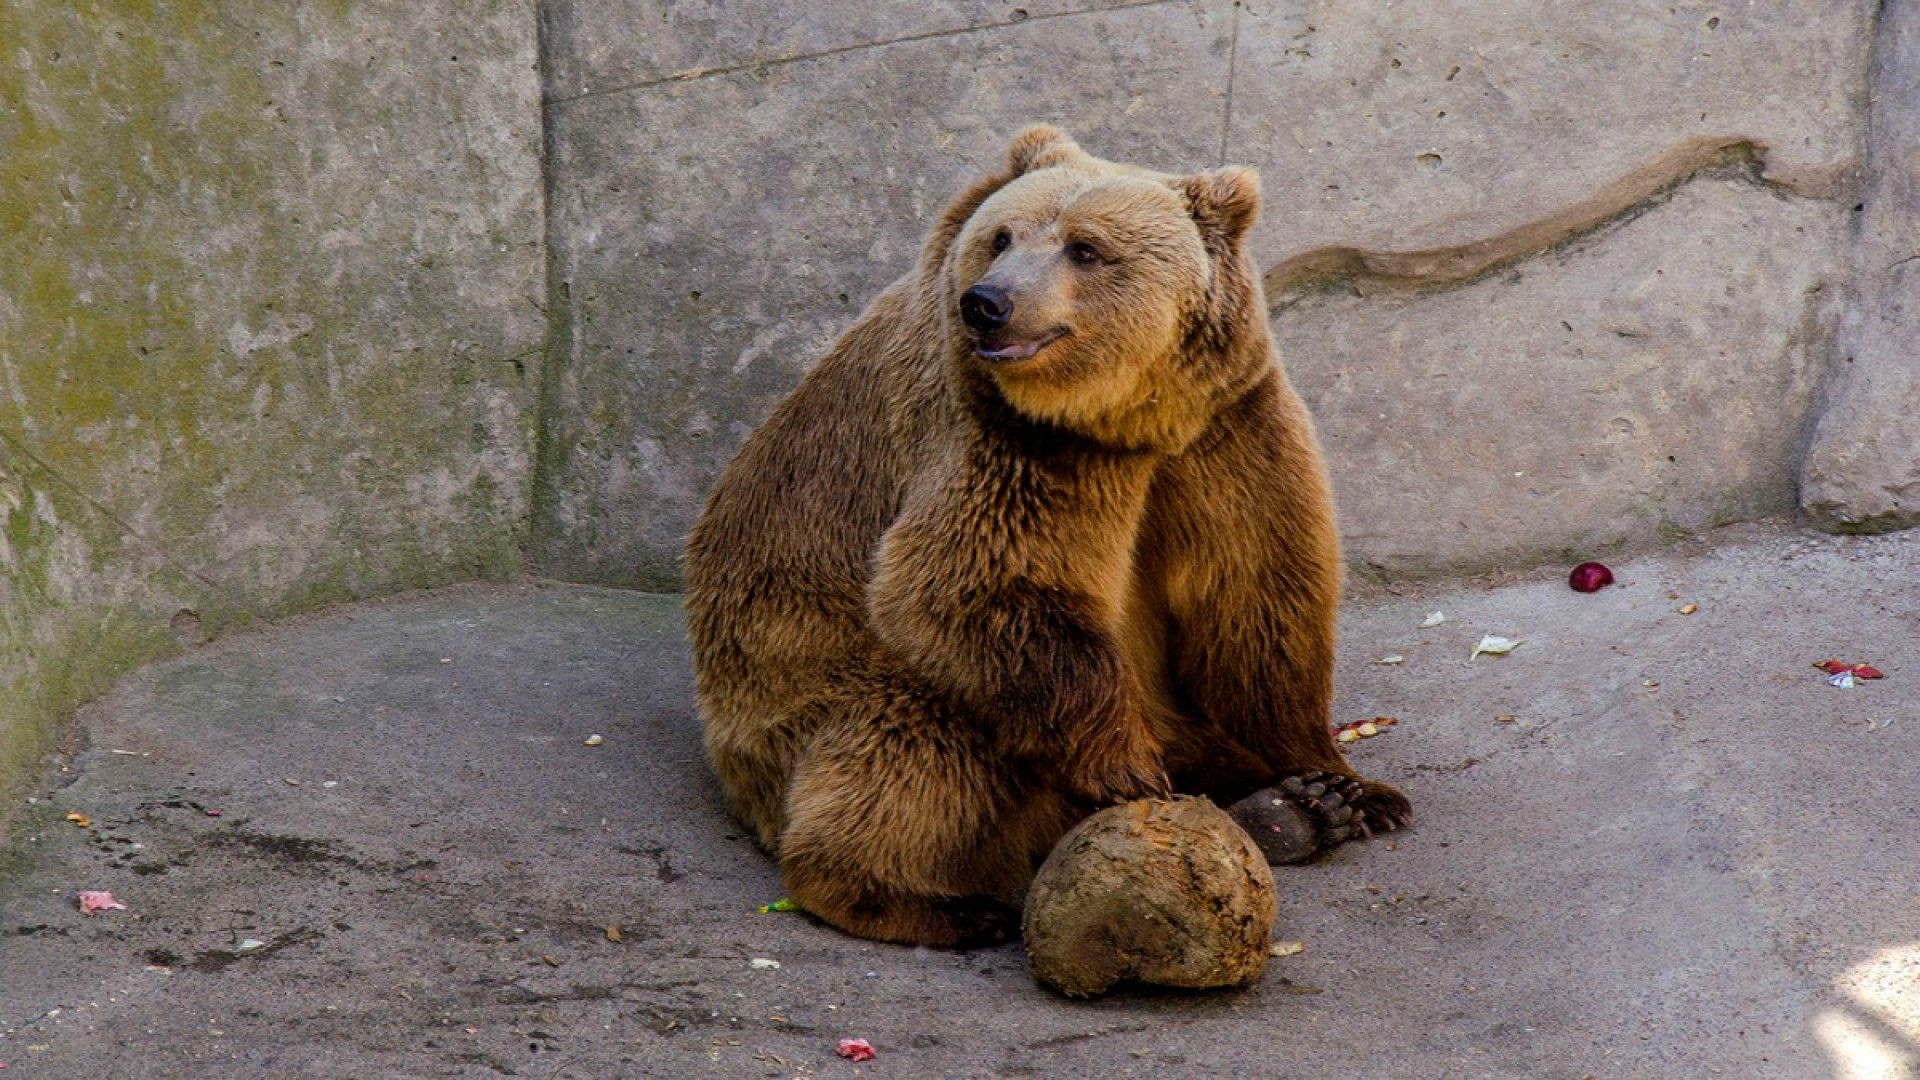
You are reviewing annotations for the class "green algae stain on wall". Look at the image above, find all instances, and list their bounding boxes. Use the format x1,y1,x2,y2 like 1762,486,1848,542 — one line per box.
1,5,219,448
0,2,545,806
4,489,39,579
0,452,204,805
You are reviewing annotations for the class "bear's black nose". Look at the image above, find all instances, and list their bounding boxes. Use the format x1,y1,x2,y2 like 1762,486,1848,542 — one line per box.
959,284,1012,334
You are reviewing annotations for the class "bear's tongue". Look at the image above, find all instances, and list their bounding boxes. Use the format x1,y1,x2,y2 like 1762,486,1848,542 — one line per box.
978,340,1043,360
976,329,1063,361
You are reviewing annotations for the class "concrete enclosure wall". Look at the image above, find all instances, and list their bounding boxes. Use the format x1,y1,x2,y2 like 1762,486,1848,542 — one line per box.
531,0,1914,588
3,1,1916,791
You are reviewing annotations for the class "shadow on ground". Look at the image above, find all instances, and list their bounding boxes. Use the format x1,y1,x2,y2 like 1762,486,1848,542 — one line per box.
2,524,1916,1077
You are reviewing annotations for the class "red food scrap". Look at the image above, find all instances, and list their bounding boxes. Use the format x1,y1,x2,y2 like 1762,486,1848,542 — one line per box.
836,1038,876,1062
1816,660,1886,680
1568,562,1615,593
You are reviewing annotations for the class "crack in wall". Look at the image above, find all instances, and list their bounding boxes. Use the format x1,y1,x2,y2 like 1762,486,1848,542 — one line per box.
544,0,1185,107
1262,138,1833,312
1217,0,1241,168
0,427,239,603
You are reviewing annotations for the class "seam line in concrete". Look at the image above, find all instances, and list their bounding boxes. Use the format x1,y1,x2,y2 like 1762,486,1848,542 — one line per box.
527,0,572,572
1218,0,1241,167
544,0,1186,107
0,427,235,600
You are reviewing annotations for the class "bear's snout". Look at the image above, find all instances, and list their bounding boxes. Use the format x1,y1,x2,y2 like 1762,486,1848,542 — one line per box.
959,283,1013,334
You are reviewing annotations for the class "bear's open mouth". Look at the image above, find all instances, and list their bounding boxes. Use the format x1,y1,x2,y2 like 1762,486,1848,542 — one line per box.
975,327,1067,362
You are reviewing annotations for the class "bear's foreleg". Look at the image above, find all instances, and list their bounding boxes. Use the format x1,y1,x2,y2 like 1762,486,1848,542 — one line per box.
867,436,1170,806
1147,376,1412,838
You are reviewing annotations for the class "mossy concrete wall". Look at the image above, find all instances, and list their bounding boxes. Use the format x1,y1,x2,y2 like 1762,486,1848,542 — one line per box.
0,3,544,794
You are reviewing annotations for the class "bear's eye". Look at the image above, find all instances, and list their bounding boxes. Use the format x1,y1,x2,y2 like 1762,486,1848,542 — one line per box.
1065,241,1103,267
990,229,1011,255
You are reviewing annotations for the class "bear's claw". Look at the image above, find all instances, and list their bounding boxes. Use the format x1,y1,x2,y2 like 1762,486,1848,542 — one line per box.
934,895,1021,948
1279,770,1413,839
1277,771,1361,845
1225,770,1415,863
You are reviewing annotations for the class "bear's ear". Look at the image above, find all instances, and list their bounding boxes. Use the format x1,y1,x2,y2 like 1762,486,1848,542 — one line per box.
1005,124,1084,175
1180,166,1261,249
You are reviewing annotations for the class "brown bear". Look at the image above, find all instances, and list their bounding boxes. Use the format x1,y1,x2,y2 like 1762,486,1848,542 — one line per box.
685,126,1409,947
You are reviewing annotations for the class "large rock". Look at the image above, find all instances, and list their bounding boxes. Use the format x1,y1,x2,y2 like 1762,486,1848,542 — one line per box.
1023,797,1277,998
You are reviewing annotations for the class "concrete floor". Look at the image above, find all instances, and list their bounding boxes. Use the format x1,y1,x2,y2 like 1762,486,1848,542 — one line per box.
2,522,1916,1078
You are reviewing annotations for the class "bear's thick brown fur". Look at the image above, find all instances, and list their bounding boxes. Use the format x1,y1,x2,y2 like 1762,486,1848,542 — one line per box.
685,127,1409,947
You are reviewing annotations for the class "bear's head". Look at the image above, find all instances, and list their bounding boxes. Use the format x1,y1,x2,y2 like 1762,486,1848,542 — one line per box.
945,126,1268,453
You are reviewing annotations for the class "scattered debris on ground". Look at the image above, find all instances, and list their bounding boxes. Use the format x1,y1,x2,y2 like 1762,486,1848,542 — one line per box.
836,1037,876,1062
1333,717,1397,743
76,891,125,916
5,542,1914,1075
1470,634,1520,660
